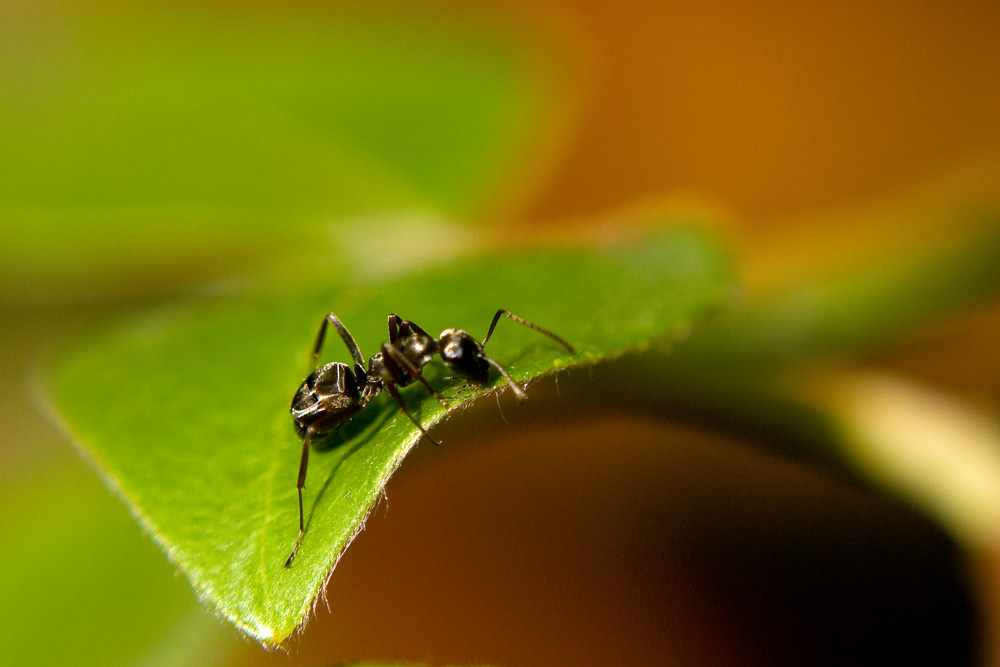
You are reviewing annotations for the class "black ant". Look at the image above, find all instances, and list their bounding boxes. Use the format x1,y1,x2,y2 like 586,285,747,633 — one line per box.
284,309,574,567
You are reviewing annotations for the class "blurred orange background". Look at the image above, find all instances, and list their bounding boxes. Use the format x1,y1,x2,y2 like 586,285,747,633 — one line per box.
511,0,1000,230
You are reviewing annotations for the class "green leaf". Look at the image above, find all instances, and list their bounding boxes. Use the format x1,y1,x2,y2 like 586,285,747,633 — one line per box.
673,225,1000,374
43,223,734,646
0,450,245,666
0,1,562,302
598,223,1000,550
633,224,1000,467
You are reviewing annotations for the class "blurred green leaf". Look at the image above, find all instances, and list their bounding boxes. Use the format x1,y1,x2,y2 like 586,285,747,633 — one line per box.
0,450,242,666
626,223,1000,458
0,1,562,301
674,222,1000,374
599,224,1000,547
43,223,734,645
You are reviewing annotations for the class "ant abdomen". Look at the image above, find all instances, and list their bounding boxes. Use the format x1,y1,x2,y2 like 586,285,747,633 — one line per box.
290,362,366,437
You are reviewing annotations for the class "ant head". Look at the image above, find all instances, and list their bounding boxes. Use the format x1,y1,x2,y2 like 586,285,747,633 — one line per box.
438,329,489,382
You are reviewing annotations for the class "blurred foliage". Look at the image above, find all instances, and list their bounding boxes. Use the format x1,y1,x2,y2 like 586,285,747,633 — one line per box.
0,448,243,666
0,0,562,302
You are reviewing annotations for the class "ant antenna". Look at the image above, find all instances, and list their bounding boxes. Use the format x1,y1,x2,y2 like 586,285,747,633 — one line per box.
482,309,575,353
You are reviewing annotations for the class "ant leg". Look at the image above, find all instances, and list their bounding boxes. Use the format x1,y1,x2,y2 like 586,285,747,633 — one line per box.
384,382,442,446
388,314,434,342
404,318,434,339
313,313,365,368
482,355,528,403
382,342,450,409
387,313,403,344
285,427,313,568
482,309,575,353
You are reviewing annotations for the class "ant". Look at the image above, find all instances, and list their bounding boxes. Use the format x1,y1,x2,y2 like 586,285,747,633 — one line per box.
285,309,575,567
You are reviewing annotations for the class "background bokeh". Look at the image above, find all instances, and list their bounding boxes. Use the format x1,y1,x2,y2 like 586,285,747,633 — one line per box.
518,0,1000,227
3,0,1000,665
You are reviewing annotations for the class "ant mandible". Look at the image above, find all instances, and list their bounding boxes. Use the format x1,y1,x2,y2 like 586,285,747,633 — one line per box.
284,309,575,567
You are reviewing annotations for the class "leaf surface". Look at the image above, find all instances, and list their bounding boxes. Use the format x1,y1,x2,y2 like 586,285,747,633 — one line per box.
0,450,243,666
44,224,734,645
